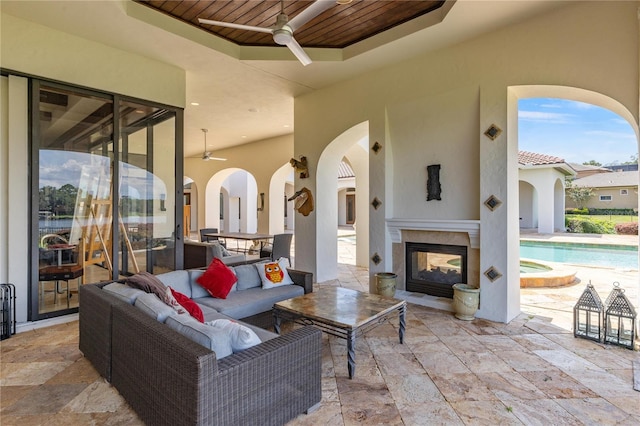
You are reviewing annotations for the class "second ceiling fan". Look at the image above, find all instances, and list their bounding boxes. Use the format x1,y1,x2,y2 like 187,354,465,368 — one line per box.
198,0,337,66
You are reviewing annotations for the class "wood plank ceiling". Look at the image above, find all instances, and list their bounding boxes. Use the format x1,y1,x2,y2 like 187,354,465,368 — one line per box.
134,0,445,49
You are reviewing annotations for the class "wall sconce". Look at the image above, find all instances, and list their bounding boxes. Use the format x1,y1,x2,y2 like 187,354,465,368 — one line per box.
257,192,265,211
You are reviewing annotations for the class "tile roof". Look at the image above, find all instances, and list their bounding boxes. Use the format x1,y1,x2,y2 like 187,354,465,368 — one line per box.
571,170,638,188
518,151,565,166
338,161,355,179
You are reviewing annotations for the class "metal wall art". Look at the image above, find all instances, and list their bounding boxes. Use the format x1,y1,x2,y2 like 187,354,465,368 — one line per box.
484,195,502,211
483,266,502,282
372,142,382,154
426,164,441,201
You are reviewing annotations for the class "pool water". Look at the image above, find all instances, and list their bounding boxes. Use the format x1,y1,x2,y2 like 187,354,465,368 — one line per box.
520,241,638,269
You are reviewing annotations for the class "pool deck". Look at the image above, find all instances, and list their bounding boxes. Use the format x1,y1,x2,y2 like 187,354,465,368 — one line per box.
520,231,638,247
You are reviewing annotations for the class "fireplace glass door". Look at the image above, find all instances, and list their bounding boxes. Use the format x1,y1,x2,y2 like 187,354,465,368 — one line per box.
406,243,467,298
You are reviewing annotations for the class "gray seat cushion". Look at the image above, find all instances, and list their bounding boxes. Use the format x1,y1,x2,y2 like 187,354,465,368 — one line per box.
156,270,191,297
195,285,304,320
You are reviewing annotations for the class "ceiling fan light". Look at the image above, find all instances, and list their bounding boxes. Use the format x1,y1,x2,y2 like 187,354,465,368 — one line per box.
273,28,292,45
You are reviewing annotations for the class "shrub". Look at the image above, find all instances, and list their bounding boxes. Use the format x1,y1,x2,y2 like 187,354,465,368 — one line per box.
565,208,589,215
615,222,638,235
565,216,616,234
588,208,636,216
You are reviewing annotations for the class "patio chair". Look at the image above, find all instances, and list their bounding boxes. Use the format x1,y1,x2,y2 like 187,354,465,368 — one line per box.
199,228,225,247
260,233,293,264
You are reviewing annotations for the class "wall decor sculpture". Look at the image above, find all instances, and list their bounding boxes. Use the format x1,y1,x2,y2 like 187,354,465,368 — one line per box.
426,164,442,201
290,156,309,178
288,187,314,216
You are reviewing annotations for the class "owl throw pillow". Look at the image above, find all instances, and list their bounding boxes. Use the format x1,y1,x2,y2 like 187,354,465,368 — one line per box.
255,257,294,289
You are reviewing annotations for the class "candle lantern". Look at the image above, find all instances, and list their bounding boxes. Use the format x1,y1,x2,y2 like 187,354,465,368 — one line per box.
573,282,604,342
604,286,637,350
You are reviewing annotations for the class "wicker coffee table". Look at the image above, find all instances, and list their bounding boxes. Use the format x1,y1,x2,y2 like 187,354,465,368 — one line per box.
273,287,406,379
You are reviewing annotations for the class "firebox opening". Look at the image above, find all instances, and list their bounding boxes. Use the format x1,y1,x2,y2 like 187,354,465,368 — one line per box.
406,242,468,298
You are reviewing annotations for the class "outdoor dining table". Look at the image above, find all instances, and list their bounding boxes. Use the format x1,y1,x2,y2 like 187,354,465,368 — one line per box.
203,232,273,254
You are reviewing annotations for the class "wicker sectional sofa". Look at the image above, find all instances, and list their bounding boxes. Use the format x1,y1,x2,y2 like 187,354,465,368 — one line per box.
79,264,322,426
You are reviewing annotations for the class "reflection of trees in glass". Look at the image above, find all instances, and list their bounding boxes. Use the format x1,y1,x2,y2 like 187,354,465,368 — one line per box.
38,184,78,216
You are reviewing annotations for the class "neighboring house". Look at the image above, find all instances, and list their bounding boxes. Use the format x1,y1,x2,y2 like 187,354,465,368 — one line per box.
518,151,576,233
566,171,638,211
567,162,613,179
337,161,356,227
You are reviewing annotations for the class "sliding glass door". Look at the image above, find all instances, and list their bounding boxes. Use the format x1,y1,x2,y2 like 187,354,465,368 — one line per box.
31,81,182,319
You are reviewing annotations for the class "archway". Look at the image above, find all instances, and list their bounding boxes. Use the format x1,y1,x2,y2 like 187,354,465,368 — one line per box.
315,121,369,283
183,176,198,238
509,85,640,320
518,180,537,230
205,168,258,233
268,163,294,235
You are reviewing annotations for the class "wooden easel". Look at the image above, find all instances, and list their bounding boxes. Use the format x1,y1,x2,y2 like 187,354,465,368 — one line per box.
82,195,139,275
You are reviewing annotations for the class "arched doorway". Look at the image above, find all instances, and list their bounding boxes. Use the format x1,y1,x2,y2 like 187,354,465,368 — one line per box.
315,122,370,283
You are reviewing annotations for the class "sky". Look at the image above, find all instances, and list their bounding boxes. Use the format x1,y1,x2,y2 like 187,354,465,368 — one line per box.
518,98,637,166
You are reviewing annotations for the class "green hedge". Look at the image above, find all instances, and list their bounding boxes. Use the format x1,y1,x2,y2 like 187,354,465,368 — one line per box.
565,208,589,215
565,216,616,234
587,208,636,216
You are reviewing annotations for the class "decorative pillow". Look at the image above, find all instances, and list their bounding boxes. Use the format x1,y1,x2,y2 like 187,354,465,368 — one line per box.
196,257,238,299
255,257,294,289
166,314,233,358
170,287,204,323
206,319,261,352
125,272,170,304
162,286,187,315
233,264,262,290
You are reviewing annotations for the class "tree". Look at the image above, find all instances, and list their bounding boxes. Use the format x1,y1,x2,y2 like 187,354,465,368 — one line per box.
582,160,602,166
622,154,638,165
565,179,594,209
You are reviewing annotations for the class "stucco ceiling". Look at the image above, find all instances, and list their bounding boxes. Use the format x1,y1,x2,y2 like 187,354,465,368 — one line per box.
1,0,566,159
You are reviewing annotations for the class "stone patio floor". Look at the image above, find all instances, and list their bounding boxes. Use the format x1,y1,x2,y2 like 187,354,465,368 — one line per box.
1,232,639,425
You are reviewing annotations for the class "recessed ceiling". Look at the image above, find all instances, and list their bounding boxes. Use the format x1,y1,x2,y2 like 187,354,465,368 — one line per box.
135,0,445,49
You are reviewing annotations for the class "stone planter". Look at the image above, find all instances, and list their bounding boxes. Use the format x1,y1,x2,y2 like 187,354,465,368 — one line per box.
452,283,480,320
375,273,397,298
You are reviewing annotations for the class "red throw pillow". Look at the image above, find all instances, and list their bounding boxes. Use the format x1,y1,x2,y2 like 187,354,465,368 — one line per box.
196,257,237,299
170,288,204,323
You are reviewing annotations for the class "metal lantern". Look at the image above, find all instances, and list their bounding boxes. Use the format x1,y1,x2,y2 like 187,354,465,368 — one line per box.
573,282,604,342
604,288,637,350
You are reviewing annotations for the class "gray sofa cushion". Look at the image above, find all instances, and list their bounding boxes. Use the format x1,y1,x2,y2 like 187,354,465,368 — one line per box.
165,313,233,358
156,270,191,297
103,282,147,304
201,310,278,342
134,293,178,323
232,263,263,290
195,285,304,320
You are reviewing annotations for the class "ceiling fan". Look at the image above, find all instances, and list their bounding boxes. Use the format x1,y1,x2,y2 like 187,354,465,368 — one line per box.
198,0,337,66
197,129,226,161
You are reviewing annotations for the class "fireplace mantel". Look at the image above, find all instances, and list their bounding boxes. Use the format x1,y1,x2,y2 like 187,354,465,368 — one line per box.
386,218,480,248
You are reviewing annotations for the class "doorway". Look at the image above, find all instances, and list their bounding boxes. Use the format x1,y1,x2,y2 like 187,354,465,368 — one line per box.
31,81,182,319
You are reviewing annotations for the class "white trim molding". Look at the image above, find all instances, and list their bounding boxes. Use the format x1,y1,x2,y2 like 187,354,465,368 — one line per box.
386,218,481,248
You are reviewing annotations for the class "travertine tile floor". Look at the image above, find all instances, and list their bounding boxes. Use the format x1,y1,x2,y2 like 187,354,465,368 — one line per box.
2,233,639,425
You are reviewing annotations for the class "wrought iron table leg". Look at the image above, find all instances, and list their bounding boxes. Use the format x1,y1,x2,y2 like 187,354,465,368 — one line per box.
273,312,282,334
347,330,356,379
399,303,406,344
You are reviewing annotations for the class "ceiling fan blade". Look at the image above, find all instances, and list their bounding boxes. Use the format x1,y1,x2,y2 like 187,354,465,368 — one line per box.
286,37,312,66
198,18,273,34
288,0,336,32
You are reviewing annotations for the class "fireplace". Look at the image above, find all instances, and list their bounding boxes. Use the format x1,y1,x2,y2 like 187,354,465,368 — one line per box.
405,242,467,298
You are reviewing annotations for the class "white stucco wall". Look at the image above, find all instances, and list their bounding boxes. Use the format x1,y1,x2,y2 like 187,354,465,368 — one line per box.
520,167,568,233
0,13,186,324
294,1,639,322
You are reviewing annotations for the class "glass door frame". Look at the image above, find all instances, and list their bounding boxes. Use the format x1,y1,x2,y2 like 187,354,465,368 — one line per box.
29,79,184,320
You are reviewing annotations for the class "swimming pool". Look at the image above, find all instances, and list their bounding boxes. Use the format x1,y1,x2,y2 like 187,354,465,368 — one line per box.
520,241,638,270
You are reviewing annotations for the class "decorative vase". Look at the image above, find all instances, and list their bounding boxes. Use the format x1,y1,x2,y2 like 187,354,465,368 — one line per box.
452,283,480,320
375,272,397,298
